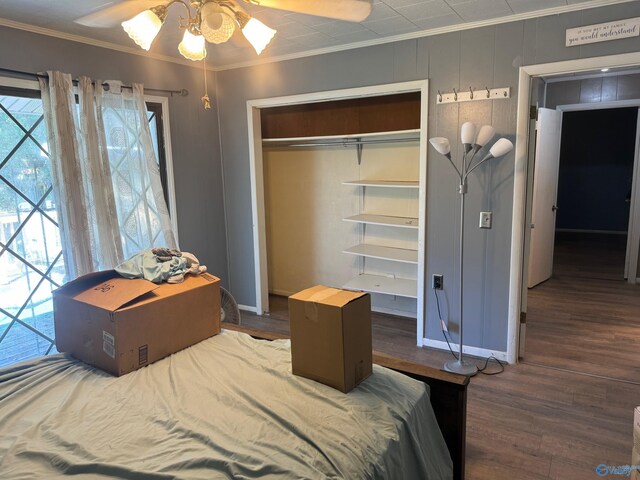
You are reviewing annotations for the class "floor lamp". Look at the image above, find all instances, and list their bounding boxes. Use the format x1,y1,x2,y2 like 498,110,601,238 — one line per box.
429,124,513,376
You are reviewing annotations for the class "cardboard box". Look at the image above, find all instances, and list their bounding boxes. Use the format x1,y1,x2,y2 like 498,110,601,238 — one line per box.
289,285,372,393
54,270,220,376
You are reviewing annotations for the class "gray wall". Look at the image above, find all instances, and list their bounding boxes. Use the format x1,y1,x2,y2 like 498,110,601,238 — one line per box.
216,3,640,352
0,26,229,286
546,72,640,108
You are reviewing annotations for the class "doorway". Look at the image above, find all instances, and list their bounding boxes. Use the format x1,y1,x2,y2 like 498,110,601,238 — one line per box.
523,89,640,382
246,80,429,346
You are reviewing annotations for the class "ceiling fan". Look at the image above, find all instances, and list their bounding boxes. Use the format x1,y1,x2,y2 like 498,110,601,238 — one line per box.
76,0,374,61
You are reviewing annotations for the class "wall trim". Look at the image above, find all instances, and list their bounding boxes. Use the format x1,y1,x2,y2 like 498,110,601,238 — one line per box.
0,76,38,90
238,304,258,313
626,108,640,284
557,99,640,111
422,338,509,363
508,51,640,364
0,0,636,73
370,306,416,319
145,94,179,246
545,68,640,84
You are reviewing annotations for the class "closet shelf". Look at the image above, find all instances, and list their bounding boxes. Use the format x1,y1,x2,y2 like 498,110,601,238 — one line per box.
343,214,419,229
342,180,419,188
343,274,417,299
343,244,418,264
261,129,420,147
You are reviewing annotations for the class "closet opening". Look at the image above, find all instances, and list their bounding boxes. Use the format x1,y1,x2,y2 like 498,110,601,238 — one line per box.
247,81,429,345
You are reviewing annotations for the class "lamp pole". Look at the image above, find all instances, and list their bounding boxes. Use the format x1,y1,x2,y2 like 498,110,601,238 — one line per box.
430,127,513,376
444,160,478,375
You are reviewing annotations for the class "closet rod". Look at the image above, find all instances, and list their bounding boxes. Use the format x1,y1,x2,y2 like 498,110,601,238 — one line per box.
265,137,420,148
0,67,188,97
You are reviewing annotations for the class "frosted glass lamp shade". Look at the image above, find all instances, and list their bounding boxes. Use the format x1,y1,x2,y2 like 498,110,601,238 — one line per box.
179,29,206,61
489,138,514,158
241,17,276,55
202,12,236,44
201,3,236,44
122,9,164,50
460,122,476,145
429,137,451,156
475,125,496,147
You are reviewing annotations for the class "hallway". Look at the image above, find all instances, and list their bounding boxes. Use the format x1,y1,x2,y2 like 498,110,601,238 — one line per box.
525,232,640,383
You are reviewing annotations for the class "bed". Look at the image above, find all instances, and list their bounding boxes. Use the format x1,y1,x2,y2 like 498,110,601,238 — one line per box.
0,326,468,479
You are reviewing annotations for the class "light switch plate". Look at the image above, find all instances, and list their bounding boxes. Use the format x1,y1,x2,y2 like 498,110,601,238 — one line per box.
480,211,492,229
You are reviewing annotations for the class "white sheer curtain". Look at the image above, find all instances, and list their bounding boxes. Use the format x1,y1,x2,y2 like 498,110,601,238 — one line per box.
39,71,176,280
96,80,176,260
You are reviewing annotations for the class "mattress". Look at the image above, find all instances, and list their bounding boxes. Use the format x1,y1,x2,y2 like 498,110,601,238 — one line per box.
0,329,452,479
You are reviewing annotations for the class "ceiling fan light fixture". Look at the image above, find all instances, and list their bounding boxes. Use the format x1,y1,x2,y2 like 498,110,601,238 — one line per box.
202,11,236,44
121,5,168,51
179,26,207,61
235,11,276,55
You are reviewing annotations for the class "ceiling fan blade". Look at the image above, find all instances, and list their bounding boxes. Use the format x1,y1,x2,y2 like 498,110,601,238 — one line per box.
75,1,170,28
253,0,373,22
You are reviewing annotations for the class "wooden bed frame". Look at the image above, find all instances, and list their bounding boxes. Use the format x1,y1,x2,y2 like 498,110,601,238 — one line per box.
224,324,469,480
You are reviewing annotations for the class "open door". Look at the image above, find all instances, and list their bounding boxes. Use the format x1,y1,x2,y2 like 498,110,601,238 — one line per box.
528,108,563,288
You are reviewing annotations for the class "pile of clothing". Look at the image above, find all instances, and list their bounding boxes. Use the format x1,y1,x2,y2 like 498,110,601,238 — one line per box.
115,248,206,284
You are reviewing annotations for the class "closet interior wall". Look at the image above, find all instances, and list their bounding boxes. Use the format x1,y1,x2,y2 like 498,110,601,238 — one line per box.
261,93,422,319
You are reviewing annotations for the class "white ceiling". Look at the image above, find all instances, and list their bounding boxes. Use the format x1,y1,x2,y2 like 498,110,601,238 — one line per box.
0,0,633,70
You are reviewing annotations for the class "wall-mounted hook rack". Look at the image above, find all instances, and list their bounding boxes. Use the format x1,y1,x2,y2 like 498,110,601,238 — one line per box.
437,86,511,105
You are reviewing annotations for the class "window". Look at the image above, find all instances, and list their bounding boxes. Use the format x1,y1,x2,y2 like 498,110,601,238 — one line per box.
0,84,171,367
0,87,61,366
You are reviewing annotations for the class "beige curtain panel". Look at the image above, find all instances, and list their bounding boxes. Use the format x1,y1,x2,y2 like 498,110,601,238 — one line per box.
39,71,176,280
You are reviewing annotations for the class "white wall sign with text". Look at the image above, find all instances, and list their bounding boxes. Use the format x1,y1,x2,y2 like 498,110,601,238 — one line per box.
566,17,640,47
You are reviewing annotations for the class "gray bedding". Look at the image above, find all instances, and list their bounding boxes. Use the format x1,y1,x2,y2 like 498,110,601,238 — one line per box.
0,329,452,479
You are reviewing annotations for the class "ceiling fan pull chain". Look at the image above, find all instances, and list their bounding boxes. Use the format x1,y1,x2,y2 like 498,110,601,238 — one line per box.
202,57,212,110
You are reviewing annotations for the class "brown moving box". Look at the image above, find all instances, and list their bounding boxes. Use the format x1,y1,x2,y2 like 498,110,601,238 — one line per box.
289,285,372,393
54,270,220,376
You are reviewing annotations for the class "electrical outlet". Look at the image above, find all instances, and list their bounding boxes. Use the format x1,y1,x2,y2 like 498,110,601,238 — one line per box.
479,211,492,229
432,274,443,290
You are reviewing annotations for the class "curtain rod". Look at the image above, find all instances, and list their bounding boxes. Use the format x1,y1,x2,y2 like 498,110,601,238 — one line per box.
0,67,189,97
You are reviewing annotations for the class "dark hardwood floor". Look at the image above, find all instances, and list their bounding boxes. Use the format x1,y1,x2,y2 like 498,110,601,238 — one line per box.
525,232,640,383
230,291,640,480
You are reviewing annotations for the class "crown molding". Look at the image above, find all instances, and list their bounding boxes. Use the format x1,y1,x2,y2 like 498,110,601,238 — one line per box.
0,17,218,72
212,0,637,71
0,0,636,73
